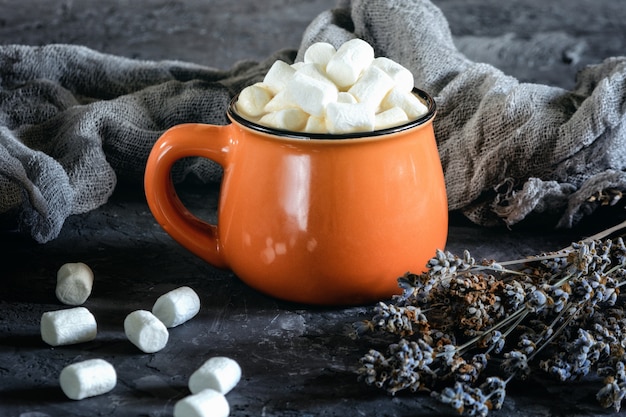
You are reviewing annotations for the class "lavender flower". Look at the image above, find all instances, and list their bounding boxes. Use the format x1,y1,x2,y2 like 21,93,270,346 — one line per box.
356,231,626,416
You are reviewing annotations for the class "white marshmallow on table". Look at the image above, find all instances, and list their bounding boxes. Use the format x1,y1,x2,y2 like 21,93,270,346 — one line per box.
325,101,375,134
381,87,429,119
189,356,242,395
41,307,97,346
325,38,375,88
371,57,415,92
124,310,169,353
236,83,273,118
303,41,336,69
262,60,296,94
174,389,229,417
259,108,309,131
55,262,94,306
347,65,396,110
286,71,338,117
152,286,200,328
375,107,410,130
59,358,116,400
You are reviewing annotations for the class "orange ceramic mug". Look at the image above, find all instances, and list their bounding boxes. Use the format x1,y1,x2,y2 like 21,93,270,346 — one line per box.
144,88,447,305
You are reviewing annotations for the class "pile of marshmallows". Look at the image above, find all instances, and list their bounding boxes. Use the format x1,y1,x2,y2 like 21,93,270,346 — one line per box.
236,38,429,134
41,262,239,417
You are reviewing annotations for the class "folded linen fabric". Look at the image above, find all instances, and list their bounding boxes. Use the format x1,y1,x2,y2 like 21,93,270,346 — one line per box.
297,0,626,228
0,45,292,242
1,0,625,243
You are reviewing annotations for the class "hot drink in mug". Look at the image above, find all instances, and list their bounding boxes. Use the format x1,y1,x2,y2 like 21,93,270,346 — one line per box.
144,40,448,305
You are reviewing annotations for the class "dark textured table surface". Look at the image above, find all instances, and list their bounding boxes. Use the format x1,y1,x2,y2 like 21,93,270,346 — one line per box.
2,1,626,416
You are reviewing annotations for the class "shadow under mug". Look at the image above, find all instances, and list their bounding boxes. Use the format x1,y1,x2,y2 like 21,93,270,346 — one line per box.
144,88,448,305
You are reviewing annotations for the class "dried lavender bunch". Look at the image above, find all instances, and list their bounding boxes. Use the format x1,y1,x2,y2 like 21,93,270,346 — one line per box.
355,235,626,416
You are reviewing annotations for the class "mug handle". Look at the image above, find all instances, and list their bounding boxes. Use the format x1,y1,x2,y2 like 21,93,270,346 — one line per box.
144,123,234,269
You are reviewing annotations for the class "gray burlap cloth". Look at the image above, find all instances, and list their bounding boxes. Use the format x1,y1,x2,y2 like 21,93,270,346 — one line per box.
2,0,626,243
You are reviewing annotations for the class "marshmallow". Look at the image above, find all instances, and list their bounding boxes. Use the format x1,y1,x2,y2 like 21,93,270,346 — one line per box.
235,39,424,134
326,102,375,134
381,87,429,120
303,42,336,69
337,92,357,104
189,356,242,395
372,57,415,92
236,83,273,118
375,107,410,130
152,286,200,328
263,60,296,94
124,310,169,353
348,65,395,109
263,89,298,113
174,389,229,417
259,108,309,131
287,71,338,117
295,63,335,88
41,307,97,346
326,38,374,88
303,116,327,134
59,358,116,400
55,262,94,306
